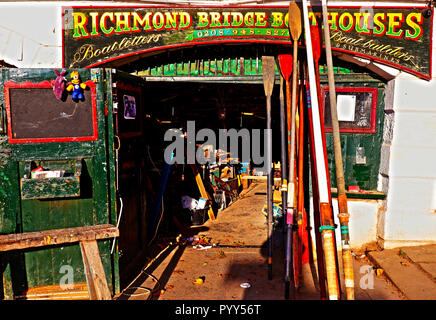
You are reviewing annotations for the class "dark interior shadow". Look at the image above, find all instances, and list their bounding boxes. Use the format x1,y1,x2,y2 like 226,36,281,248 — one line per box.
184,226,210,237
172,216,210,237
0,251,28,300
115,244,186,300
224,221,320,300
148,244,186,300
224,229,286,300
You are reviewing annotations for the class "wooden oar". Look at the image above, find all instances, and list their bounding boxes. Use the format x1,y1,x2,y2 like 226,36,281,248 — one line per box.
278,55,292,235
299,64,320,293
308,22,328,300
285,0,302,299
278,54,293,165
297,68,305,286
262,55,276,281
293,63,302,290
321,0,355,300
306,80,327,299
278,54,295,299
311,18,343,299
301,0,340,300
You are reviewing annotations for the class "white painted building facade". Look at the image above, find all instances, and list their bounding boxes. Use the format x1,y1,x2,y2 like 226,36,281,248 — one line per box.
0,0,435,249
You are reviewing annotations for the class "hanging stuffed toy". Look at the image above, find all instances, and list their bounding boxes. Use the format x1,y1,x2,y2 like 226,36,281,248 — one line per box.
52,69,67,100
66,71,87,101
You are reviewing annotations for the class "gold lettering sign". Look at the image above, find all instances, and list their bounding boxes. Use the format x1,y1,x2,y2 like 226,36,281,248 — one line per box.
63,6,433,79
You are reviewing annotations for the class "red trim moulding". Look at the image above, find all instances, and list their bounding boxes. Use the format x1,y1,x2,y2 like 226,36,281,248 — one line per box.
320,86,378,134
4,80,98,144
61,5,433,80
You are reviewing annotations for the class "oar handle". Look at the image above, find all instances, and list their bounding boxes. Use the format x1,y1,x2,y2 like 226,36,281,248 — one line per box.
321,0,346,198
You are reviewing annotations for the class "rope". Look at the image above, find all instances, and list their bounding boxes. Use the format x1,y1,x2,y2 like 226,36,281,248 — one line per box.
110,196,123,254
119,272,160,297
118,243,176,298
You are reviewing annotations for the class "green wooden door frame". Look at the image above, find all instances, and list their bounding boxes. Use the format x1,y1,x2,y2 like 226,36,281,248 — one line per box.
0,68,120,299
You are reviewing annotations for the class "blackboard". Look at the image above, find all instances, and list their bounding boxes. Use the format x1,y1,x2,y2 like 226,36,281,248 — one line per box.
5,81,97,143
322,87,378,134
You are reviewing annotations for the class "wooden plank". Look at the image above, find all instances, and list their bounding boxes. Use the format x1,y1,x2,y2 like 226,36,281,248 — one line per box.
14,283,89,300
80,240,112,300
20,176,80,200
190,164,216,220
0,224,118,252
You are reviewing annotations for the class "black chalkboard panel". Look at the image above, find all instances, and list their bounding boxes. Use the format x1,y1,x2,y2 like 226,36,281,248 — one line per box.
322,87,378,134
6,82,97,142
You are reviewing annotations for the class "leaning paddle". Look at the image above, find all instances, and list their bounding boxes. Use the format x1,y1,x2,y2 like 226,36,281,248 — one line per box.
278,54,292,233
278,54,293,164
321,0,355,300
262,56,276,281
278,55,295,299
285,0,302,300
302,0,340,300
309,22,328,300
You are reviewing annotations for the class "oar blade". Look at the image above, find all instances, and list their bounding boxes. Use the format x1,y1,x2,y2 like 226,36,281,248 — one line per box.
288,1,302,41
278,54,293,81
262,56,276,97
310,23,322,62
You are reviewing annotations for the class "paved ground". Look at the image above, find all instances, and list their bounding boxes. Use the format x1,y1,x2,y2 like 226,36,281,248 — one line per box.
115,182,405,300
368,245,436,300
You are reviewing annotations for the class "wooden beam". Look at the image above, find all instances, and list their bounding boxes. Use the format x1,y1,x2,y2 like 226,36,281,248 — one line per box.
0,224,118,252
80,240,112,300
334,52,396,81
191,164,216,220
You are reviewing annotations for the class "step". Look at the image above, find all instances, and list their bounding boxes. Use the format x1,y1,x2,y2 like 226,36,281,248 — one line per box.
399,246,436,284
367,248,436,300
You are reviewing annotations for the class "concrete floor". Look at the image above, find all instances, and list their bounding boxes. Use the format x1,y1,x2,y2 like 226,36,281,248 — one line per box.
368,245,436,300
115,182,404,300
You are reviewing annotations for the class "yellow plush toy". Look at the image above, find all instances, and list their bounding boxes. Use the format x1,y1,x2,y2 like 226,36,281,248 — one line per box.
66,71,87,100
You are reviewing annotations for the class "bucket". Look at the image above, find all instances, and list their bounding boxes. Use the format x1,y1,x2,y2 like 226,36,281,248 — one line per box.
191,208,207,225
213,190,226,210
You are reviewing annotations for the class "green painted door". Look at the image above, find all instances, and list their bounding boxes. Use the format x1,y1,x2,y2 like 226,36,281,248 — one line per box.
320,74,386,192
0,68,119,299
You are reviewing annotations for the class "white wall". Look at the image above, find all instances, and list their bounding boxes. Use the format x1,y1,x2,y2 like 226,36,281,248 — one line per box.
0,3,62,67
378,75,436,248
0,1,146,68
377,16,436,248
308,197,381,250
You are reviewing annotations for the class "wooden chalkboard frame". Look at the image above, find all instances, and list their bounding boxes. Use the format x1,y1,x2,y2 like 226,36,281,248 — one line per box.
321,86,378,134
4,80,98,143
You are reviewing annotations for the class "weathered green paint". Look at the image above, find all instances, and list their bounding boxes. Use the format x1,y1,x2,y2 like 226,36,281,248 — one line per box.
20,176,81,200
0,68,119,298
140,59,354,77
320,74,385,191
103,69,120,294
